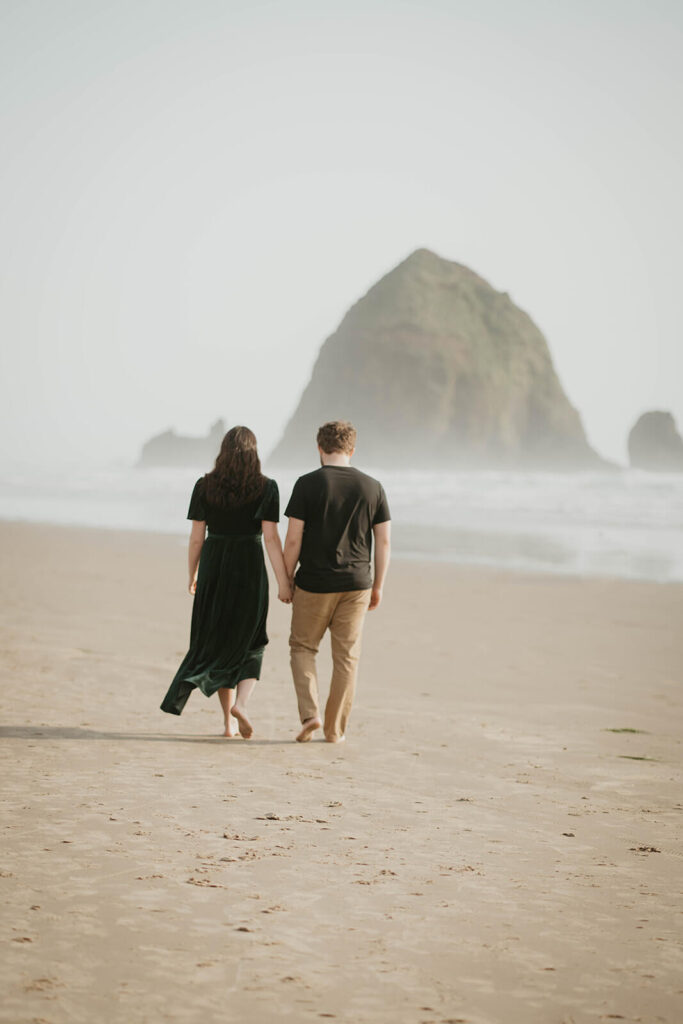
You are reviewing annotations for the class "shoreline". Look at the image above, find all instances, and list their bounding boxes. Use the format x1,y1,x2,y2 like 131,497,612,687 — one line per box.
1,520,681,1023
1,515,682,587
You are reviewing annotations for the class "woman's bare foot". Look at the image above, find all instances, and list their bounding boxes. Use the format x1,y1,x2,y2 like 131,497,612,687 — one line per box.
218,687,237,737
296,717,322,742
230,704,253,739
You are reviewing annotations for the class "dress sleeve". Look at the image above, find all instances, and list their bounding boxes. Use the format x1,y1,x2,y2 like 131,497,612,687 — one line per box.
284,477,307,521
187,478,208,521
372,484,391,526
255,479,280,523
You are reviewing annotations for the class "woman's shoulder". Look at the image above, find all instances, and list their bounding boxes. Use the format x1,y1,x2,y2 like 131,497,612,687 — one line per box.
256,476,278,501
187,475,209,521
253,476,279,521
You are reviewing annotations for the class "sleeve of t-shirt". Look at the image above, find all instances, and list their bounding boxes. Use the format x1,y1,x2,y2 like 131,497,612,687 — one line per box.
255,479,280,523
187,478,207,521
284,477,308,521
372,484,391,526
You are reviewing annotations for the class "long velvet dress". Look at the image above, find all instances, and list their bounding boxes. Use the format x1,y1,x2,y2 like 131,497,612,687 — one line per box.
160,476,279,716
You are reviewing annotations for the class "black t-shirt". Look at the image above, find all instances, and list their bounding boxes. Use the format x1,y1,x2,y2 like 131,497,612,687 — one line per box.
187,476,279,534
284,466,390,593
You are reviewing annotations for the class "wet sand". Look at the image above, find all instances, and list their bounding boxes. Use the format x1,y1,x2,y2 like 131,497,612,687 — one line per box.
1,521,682,1024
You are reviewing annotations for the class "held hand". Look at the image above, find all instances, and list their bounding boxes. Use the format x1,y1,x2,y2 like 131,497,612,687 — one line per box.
368,586,383,610
278,581,293,604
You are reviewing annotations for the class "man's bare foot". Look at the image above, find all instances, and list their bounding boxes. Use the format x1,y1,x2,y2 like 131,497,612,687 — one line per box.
230,705,253,739
324,734,345,743
296,717,322,743
222,721,238,738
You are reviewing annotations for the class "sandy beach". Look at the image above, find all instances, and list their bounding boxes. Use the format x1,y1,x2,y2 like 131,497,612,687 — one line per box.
1,520,681,1024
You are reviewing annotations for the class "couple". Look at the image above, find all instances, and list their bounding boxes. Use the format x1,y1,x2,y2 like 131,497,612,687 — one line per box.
160,420,391,743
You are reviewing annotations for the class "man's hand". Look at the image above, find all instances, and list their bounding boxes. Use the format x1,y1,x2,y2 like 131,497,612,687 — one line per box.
368,586,382,610
278,580,293,604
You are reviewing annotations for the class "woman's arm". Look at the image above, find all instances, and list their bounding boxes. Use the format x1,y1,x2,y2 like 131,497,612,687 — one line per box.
188,520,206,594
262,521,293,603
284,517,304,580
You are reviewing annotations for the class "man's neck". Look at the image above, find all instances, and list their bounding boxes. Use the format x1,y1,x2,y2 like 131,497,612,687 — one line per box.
320,453,352,467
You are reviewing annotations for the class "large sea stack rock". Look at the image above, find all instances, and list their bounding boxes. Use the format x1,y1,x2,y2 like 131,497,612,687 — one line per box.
138,419,225,468
271,249,601,469
628,411,683,471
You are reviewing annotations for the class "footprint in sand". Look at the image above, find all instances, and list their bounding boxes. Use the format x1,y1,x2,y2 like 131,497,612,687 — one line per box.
24,977,64,992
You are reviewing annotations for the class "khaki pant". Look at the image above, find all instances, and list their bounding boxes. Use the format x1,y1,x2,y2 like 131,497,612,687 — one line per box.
289,586,372,741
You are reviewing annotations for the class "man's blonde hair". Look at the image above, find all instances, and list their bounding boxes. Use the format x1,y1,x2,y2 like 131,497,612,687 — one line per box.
316,420,357,455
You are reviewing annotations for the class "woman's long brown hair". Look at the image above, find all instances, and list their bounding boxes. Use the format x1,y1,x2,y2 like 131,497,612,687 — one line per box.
203,426,266,508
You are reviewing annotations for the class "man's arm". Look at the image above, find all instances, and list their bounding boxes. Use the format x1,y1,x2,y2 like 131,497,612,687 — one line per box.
370,520,391,610
284,517,304,580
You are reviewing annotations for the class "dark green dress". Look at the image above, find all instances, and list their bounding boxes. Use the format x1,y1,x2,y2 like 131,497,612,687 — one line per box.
160,477,279,716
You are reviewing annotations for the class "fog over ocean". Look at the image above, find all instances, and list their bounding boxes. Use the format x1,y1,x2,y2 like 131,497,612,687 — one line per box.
1,464,681,584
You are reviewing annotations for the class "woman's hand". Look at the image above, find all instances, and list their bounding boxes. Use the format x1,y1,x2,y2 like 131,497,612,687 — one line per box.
278,580,293,604
189,573,198,595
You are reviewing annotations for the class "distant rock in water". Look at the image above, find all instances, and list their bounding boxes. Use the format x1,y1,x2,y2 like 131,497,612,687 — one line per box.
138,419,225,468
628,411,683,471
271,248,603,469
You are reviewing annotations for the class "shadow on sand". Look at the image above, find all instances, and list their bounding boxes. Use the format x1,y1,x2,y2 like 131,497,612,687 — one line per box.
0,725,303,747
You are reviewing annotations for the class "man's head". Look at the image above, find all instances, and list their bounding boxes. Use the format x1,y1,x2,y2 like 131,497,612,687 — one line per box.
316,420,357,459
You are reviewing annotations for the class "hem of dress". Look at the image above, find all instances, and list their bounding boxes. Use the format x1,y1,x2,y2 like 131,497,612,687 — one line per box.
160,648,266,716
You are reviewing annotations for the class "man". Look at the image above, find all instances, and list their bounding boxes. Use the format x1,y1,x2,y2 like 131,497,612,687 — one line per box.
283,420,391,743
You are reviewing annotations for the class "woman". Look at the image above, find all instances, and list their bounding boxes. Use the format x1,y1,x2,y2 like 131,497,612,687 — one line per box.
160,426,292,737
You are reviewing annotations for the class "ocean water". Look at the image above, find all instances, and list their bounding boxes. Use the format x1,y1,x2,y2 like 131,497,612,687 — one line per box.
1,463,682,583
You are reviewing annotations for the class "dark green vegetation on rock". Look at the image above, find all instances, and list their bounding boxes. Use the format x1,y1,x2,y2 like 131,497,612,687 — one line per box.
138,419,225,468
628,411,683,472
271,249,602,469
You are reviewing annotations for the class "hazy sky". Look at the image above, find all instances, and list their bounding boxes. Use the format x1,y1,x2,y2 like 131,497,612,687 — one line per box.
1,0,681,468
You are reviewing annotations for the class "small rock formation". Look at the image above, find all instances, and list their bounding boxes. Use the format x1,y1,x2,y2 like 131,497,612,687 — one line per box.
270,248,603,469
138,419,225,468
628,411,683,471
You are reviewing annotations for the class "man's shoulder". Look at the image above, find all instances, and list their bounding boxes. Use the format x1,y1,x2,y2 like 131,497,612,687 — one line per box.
292,465,385,494
349,467,385,491
293,468,325,488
